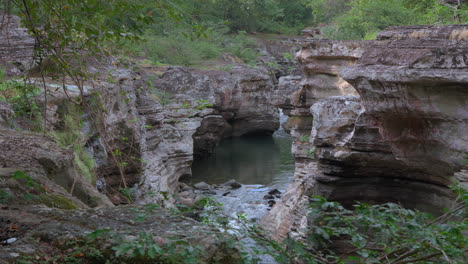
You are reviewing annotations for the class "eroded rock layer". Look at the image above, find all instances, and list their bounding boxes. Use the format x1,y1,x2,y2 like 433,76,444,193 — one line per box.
263,24,467,240
342,24,468,185
262,40,368,239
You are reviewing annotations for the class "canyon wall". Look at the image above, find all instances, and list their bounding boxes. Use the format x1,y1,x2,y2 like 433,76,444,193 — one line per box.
263,24,468,240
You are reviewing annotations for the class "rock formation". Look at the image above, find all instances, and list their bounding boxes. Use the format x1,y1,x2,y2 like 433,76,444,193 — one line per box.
263,40,368,240
263,24,468,240
342,24,468,185
0,205,240,263
0,13,35,75
151,66,279,138
0,129,113,209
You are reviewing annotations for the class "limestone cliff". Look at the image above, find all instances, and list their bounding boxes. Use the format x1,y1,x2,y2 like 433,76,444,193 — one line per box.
263,40,368,240
342,24,468,185
263,24,467,240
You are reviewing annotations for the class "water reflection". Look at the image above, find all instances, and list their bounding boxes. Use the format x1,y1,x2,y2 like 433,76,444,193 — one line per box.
191,130,294,187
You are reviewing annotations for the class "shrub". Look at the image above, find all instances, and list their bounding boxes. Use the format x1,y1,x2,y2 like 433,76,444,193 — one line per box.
50,106,96,184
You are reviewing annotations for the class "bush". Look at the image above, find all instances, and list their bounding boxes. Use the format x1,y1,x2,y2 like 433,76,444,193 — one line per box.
0,79,41,117
50,106,96,184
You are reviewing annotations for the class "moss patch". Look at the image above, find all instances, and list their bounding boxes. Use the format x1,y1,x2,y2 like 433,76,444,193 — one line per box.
39,194,78,210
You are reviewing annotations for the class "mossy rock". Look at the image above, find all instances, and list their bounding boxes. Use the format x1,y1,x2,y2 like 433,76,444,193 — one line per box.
39,194,78,210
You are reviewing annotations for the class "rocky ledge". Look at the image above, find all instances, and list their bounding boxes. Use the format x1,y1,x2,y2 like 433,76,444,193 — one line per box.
262,24,467,240
0,205,240,263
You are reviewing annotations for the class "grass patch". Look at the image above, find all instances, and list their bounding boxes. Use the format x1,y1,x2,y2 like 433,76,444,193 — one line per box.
115,27,260,67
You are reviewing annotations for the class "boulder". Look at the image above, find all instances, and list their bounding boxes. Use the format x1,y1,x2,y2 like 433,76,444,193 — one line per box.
0,129,113,209
194,182,211,190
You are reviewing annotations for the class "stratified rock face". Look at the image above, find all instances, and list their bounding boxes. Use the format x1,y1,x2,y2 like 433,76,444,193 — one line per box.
260,160,317,241
0,129,113,208
295,40,365,107
310,96,455,214
263,25,468,240
341,24,468,185
280,40,368,160
152,66,280,138
272,75,302,110
0,14,35,75
135,93,206,204
193,115,227,158
262,41,367,240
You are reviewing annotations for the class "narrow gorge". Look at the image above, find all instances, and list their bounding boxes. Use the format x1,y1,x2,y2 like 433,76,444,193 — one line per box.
0,8,467,263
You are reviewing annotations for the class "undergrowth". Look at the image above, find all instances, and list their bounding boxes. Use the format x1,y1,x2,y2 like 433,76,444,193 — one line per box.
14,184,467,263
50,105,96,184
115,26,260,66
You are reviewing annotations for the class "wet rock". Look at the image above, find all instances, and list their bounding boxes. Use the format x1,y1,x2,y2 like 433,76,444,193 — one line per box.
223,179,242,189
263,194,275,200
202,190,217,195
261,160,317,241
222,191,231,196
268,189,282,196
267,200,276,207
194,182,211,190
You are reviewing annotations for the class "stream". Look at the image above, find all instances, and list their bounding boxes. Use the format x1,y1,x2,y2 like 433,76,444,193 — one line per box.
190,111,294,220
190,111,294,263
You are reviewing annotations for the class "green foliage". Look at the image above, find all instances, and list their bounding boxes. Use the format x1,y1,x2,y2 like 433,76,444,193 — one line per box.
313,0,463,40
0,79,40,117
17,227,206,264
0,189,13,204
168,0,312,34
299,135,310,143
305,194,467,263
225,31,260,65
305,0,352,25
195,99,214,110
124,26,260,66
307,147,316,159
50,106,96,183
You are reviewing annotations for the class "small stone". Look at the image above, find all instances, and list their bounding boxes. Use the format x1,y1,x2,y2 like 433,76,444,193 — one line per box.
224,179,242,189
4,238,17,244
268,200,276,207
194,182,210,190
222,191,231,196
202,190,217,195
263,194,275,200
179,183,192,192
268,189,281,196
179,197,195,207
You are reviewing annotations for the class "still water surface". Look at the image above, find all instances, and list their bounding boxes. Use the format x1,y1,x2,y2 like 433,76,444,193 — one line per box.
191,128,294,188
